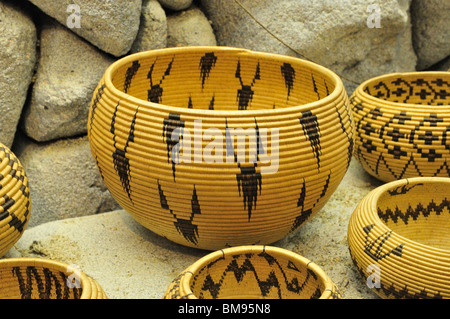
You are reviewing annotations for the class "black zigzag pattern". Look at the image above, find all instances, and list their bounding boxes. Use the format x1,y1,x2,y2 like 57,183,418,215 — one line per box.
378,197,450,225
196,251,320,299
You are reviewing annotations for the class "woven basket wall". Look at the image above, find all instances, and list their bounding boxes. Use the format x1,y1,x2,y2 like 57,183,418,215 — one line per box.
88,46,354,250
350,72,450,182
0,258,107,299
0,143,30,257
163,245,341,299
348,177,450,299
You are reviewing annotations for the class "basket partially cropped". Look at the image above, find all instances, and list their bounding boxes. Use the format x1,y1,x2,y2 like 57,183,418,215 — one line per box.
0,258,107,299
0,143,30,257
350,71,450,182
164,245,341,299
88,46,354,250
348,177,450,299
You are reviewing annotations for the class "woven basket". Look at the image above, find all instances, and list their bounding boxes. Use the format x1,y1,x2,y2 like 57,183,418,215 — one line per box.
87,46,353,250
348,177,450,299
350,71,450,182
163,245,341,299
0,143,30,257
0,258,107,299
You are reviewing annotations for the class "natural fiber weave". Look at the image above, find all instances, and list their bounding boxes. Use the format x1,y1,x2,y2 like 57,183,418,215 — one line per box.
348,177,450,299
88,46,353,250
163,245,341,299
0,143,30,257
350,72,450,182
0,258,107,299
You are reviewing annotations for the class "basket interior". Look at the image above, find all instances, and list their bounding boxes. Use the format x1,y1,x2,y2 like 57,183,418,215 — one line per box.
111,49,336,111
189,250,326,299
377,180,450,250
363,73,449,106
0,264,83,299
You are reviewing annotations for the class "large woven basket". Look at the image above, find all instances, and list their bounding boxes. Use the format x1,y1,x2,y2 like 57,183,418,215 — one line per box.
163,245,341,299
87,46,353,250
348,177,450,299
350,71,450,182
0,258,107,299
0,143,30,257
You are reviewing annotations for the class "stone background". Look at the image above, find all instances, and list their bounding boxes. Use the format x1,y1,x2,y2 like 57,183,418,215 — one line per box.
0,0,448,299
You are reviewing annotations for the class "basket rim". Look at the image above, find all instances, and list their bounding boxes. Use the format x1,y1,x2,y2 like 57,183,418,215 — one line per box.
355,71,450,109
103,46,345,118
0,257,93,299
361,176,450,255
178,245,336,299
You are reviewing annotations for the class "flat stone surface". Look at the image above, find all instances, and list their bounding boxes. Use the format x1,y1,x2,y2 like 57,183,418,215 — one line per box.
5,160,381,299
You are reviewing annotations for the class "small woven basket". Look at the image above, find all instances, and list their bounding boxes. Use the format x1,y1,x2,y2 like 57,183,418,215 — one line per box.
0,258,107,299
0,143,30,257
87,46,353,250
348,177,450,299
350,71,450,182
163,245,341,299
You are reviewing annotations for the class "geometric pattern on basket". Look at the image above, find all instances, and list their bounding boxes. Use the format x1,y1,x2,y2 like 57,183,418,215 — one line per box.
158,180,201,246
292,171,331,231
0,145,30,257
351,78,450,181
110,103,138,203
188,251,334,299
0,146,30,234
378,197,450,225
364,77,450,105
162,113,185,181
348,178,450,299
362,224,404,262
226,118,263,222
88,48,353,249
10,266,82,299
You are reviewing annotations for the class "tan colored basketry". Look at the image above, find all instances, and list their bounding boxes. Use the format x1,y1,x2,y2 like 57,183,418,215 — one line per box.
0,258,107,299
87,46,353,250
163,245,341,299
350,71,450,182
348,177,450,299
0,143,30,257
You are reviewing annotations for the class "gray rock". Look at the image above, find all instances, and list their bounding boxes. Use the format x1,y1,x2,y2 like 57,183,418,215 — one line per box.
22,19,114,142
131,0,167,53
27,0,142,56
13,134,120,228
6,160,379,299
411,0,450,70
158,0,192,11
167,6,217,47
0,2,37,148
200,0,416,92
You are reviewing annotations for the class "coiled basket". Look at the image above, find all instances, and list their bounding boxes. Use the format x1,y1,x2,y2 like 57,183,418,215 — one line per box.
163,245,341,299
88,46,353,250
348,177,450,299
0,143,30,257
0,258,107,299
351,71,450,182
